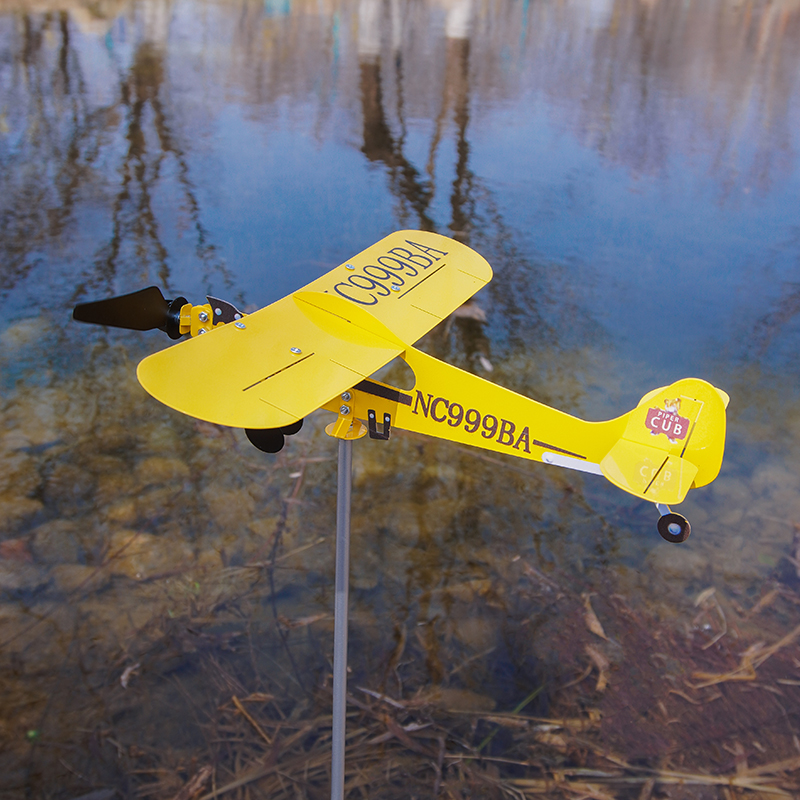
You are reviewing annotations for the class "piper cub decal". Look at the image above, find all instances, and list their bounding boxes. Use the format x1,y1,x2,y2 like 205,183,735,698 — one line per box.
74,231,728,544
646,405,690,441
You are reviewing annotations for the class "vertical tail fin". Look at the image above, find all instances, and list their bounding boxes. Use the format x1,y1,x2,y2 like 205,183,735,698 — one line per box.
599,378,727,505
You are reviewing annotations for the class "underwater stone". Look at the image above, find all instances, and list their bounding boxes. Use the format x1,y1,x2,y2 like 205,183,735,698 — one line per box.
751,462,800,497
714,539,767,582
135,456,190,487
350,546,380,591
135,486,187,522
420,686,496,712
104,498,138,525
43,462,96,509
106,530,194,581
137,422,183,454
0,317,47,351
248,515,297,555
195,548,224,570
96,469,138,509
202,485,256,532
0,451,41,497
645,544,710,582
0,561,49,592
8,388,66,445
0,494,43,533
30,519,83,563
451,616,498,652
50,563,111,593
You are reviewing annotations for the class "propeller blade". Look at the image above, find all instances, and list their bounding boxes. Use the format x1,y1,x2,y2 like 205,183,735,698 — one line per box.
73,286,187,339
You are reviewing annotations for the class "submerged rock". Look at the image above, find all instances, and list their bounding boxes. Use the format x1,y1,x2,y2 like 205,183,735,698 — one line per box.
30,519,83,564
135,456,191,487
645,544,710,582
0,317,47,351
92,457,136,505
0,561,49,593
202,485,255,532
0,494,43,533
50,563,111,594
420,686,496,712
106,530,194,580
451,615,498,652
42,461,96,510
0,451,40,497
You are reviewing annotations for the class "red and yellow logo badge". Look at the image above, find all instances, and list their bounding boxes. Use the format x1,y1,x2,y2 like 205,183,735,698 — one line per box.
646,406,690,440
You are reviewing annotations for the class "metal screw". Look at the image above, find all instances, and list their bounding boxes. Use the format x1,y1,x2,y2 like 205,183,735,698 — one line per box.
341,391,352,402
234,321,246,329
214,307,222,316
290,346,302,354
345,263,356,271
198,310,209,323
198,328,208,334
339,405,351,416
391,284,401,292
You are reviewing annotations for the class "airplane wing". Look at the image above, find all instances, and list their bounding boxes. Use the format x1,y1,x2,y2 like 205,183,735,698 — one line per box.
300,230,492,345
137,293,405,429
137,232,492,428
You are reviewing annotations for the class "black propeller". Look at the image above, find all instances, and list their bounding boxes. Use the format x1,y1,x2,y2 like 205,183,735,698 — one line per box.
73,286,188,340
246,419,304,453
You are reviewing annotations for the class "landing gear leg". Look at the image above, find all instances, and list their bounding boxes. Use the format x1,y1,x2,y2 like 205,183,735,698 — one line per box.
655,504,691,543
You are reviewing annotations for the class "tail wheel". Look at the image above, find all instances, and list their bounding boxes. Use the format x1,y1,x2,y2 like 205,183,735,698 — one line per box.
657,512,691,543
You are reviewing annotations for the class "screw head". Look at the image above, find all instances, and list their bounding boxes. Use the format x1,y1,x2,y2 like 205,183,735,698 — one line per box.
214,307,223,316
345,263,356,271
290,346,302,354
341,391,352,402
198,327,208,334
339,405,351,416
391,284,401,292
234,321,246,329
198,310,209,323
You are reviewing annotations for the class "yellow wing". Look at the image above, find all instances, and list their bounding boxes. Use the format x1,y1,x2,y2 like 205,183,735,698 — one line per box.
136,231,492,428
300,230,492,344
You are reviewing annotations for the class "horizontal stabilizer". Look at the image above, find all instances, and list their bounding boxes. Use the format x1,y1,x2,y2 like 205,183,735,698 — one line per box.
600,439,699,505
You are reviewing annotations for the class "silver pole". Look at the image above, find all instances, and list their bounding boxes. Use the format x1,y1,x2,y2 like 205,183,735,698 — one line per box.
331,438,352,800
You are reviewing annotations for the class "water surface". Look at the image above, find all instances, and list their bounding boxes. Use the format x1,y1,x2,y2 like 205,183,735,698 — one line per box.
2,0,800,795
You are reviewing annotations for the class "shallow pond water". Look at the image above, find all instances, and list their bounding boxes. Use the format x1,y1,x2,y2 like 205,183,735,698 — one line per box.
2,0,800,796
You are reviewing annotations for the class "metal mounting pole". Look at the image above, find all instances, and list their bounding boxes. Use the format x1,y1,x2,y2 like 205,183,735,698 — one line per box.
331,438,352,800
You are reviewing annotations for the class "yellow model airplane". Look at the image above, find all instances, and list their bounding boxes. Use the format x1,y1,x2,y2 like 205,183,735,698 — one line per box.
74,231,728,543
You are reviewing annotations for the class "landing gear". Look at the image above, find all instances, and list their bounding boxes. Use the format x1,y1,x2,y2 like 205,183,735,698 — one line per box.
655,504,691,543
245,418,304,453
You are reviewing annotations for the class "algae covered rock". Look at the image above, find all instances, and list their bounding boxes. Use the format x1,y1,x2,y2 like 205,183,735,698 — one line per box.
135,456,191,487
201,485,256,532
106,529,194,580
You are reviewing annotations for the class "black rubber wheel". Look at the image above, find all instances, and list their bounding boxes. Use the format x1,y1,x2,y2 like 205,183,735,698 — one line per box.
245,428,285,453
657,512,691,543
280,418,304,436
